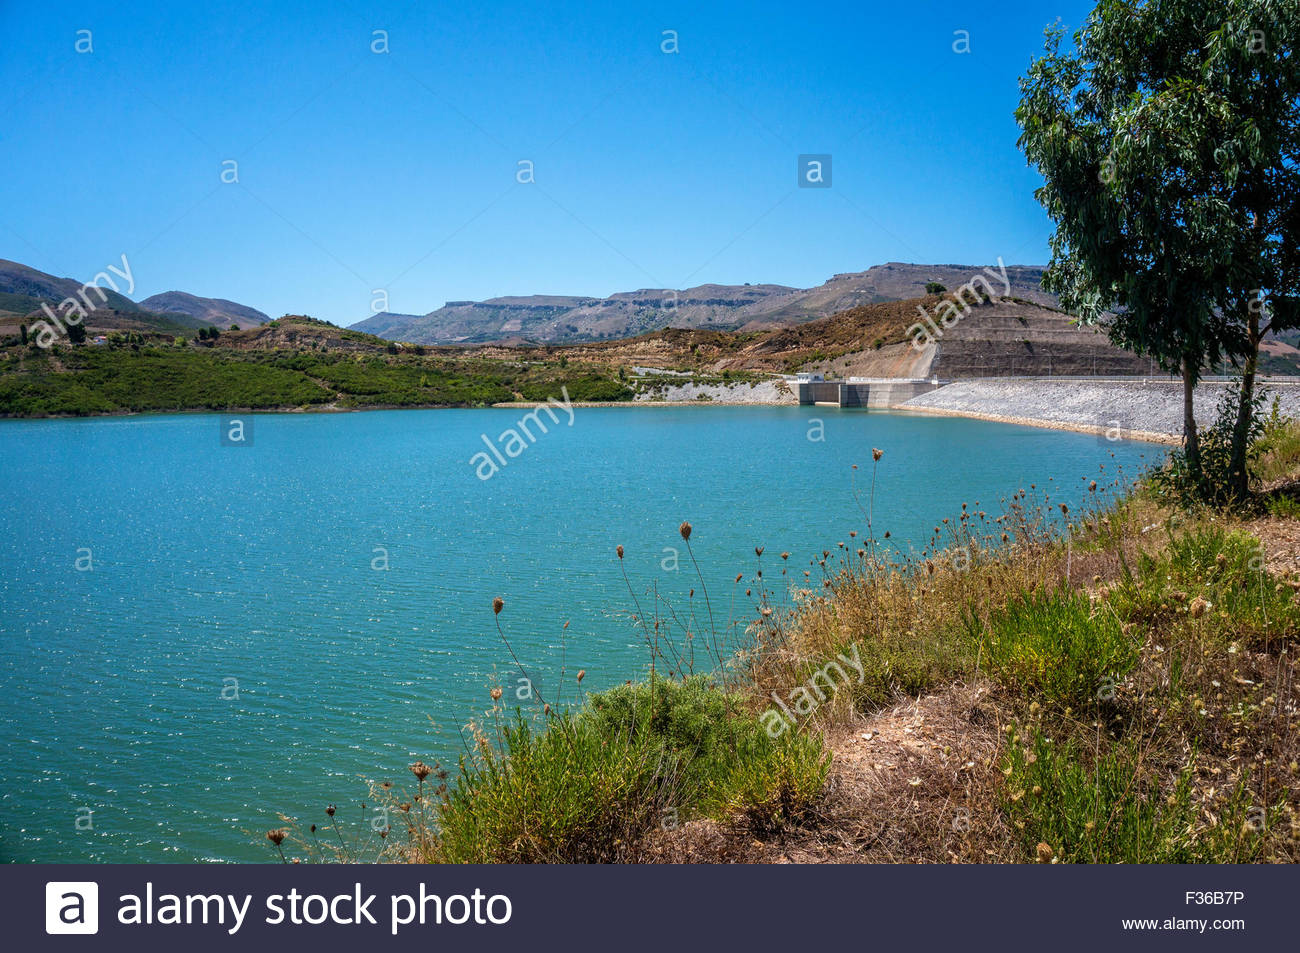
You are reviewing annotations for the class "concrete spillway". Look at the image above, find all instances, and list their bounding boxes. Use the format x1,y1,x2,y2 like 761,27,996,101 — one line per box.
797,379,940,407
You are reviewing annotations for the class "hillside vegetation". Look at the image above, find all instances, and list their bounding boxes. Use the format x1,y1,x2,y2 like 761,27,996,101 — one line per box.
0,317,631,416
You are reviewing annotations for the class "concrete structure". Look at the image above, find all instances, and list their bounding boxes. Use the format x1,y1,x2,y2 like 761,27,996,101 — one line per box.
796,377,940,408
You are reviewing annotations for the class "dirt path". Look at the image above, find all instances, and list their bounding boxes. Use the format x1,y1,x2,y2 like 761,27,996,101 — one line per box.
644,682,1009,863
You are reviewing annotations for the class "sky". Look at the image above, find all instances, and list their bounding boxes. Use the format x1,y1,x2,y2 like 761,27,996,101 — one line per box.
0,0,1096,326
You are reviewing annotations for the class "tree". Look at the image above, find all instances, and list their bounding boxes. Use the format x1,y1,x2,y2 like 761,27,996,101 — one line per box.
1017,0,1299,498
229,324,240,332
67,321,86,344
210,326,220,340
925,281,947,294
19,324,27,345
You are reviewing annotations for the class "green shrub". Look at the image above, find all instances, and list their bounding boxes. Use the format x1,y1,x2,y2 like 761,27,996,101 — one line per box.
1152,379,1271,506
1112,525,1300,648
971,587,1138,709
1003,729,1267,863
429,677,827,862
1265,494,1300,519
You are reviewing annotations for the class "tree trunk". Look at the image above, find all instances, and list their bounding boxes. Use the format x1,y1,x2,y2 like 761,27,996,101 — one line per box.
1182,355,1201,482
1228,307,1262,501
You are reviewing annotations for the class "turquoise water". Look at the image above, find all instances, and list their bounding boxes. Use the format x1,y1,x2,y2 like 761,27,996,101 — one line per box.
0,407,1154,863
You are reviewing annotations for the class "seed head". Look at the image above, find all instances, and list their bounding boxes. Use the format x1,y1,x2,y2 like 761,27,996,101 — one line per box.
616,545,624,559
781,551,790,560
410,761,433,782
755,546,764,557
576,669,586,684
267,829,286,846
872,447,883,461
325,804,336,817
492,597,503,615
490,686,503,702
679,521,692,542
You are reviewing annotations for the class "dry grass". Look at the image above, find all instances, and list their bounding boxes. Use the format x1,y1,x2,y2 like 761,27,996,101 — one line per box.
649,447,1300,864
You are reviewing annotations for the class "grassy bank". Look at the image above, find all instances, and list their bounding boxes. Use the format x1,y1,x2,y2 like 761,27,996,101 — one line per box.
0,341,634,415
273,422,1300,865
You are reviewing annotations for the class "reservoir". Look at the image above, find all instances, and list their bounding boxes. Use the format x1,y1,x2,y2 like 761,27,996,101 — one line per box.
0,406,1154,862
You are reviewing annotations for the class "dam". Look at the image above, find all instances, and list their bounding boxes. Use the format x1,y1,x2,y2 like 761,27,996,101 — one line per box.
795,375,940,408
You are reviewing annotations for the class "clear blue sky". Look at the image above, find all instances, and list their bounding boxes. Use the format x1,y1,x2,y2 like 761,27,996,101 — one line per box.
0,0,1094,325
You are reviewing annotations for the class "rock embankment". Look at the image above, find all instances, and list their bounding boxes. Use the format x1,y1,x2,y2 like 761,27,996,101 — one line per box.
632,379,796,404
901,379,1300,441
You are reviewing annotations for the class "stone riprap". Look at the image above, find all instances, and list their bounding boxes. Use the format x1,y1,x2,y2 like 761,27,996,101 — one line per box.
901,379,1300,440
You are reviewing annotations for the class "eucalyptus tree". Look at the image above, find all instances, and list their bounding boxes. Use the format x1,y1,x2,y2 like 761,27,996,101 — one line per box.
1017,0,1298,497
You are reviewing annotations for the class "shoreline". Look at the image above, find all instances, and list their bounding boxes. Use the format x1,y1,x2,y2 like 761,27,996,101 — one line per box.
888,404,1181,445
0,395,1183,443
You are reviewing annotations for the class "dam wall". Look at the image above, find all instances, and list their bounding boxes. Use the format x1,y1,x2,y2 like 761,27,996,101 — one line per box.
797,379,939,407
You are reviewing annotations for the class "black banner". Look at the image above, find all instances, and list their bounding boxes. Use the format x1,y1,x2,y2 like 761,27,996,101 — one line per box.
6,864,1294,951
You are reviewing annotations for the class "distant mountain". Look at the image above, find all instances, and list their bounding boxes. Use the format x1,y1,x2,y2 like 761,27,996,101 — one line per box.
0,258,270,335
139,291,270,328
348,311,427,339
349,263,1054,345
0,258,141,315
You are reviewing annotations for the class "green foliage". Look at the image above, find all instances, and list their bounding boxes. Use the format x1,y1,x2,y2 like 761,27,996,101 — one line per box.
0,343,635,415
1264,494,1300,519
1251,397,1300,484
1153,381,1270,505
1112,525,1300,649
1003,729,1267,863
66,322,86,344
924,282,946,294
585,676,828,824
1017,0,1300,488
430,677,828,862
970,586,1138,709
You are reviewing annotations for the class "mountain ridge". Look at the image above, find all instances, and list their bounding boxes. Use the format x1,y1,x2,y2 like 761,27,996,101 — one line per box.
138,291,270,328
349,263,1053,345
0,258,269,331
